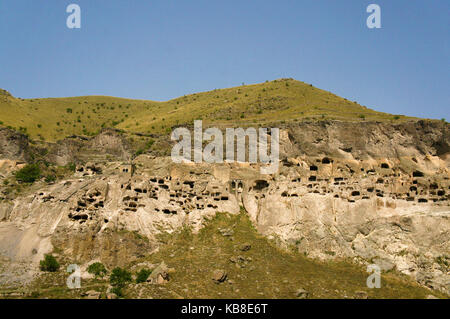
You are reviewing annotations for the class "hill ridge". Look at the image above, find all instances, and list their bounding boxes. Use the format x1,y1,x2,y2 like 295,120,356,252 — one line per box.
0,79,415,142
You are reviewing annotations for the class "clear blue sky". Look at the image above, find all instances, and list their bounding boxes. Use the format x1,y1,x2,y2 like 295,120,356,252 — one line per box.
0,0,448,119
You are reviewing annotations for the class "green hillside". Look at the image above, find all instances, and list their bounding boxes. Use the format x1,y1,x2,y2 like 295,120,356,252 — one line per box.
18,211,446,299
0,79,412,142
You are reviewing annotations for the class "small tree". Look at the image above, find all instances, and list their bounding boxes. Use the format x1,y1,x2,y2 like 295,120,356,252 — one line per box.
87,262,107,278
15,164,41,183
110,267,132,287
136,268,152,283
39,254,60,272
109,267,132,297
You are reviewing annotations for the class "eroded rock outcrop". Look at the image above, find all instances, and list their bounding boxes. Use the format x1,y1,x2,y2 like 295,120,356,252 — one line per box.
0,121,448,294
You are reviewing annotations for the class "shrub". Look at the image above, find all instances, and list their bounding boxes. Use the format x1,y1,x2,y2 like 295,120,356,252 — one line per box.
30,291,40,298
135,268,152,283
393,115,400,120
87,262,107,278
110,286,124,297
135,149,144,156
66,162,76,172
15,164,41,183
66,108,73,113
146,139,154,149
39,254,60,272
44,174,56,183
110,267,132,288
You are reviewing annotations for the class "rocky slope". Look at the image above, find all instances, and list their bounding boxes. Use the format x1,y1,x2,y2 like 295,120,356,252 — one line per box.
0,119,448,296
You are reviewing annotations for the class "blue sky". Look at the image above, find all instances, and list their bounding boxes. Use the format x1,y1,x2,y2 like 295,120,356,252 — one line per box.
0,0,448,120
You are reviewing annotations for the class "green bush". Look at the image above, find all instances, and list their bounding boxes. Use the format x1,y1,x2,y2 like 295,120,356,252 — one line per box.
110,267,132,288
66,163,76,172
135,268,152,283
110,286,124,297
39,254,60,272
135,149,144,156
45,174,56,183
87,262,107,278
146,139,154,149
15,164,41,183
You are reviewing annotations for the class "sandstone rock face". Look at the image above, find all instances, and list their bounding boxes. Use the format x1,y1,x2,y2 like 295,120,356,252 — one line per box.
45,128,133,166
0,128,31,162
0,127,133,167
0,121,448,294
280,120,449,159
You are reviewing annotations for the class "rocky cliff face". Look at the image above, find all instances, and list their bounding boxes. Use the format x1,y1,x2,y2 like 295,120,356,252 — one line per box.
0,128,32,162
44,128,133,166
0,127,133,167
280,119,449,158
0,120,448,294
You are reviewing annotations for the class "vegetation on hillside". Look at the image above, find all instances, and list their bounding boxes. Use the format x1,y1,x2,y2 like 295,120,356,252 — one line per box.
14,164,41,183
16,210,447,299
87,262,108,279
39,254,60,272
0,79,415,142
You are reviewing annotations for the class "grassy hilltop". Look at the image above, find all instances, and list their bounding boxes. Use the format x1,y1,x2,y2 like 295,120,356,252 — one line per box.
0,79,412,142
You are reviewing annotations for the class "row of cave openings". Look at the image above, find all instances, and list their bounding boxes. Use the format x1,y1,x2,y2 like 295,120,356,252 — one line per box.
119,176,233,214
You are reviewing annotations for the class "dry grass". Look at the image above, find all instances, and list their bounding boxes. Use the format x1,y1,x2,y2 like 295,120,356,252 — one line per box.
0,79,415,142
15,211,447,299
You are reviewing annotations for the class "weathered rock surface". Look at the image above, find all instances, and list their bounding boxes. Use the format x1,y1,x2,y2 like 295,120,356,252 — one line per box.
0,120,448,294
212,270,228,283
0,128,31,162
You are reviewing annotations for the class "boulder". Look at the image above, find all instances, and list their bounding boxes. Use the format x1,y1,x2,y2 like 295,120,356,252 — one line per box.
212,270,227,283
106,292,118,299
147,261,169,284
84,290,101,299
295,288,309,299
354,291,369,299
